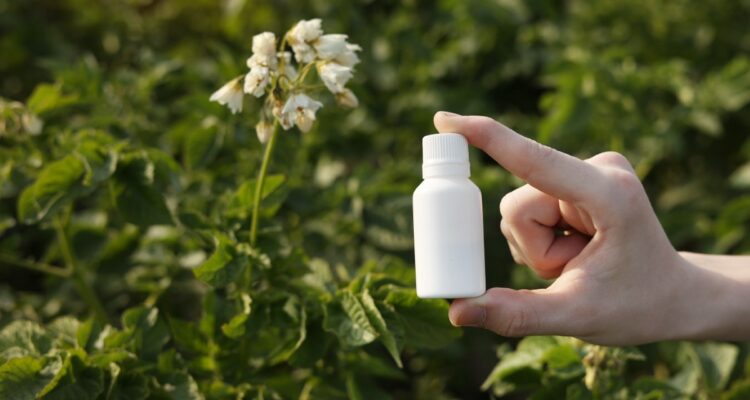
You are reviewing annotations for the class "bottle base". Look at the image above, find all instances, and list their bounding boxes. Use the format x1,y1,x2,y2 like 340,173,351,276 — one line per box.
417,289,486,299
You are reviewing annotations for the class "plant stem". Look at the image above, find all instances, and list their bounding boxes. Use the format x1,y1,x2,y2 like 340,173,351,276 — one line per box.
54,218,107,323
249,121,280,246
0,253,72,278
296,62,317,85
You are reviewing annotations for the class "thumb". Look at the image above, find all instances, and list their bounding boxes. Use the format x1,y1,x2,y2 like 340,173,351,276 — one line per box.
448,287,569,337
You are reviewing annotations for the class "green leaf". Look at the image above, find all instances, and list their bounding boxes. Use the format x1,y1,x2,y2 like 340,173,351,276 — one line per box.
235,298,305,367
107,371,149,400
630,378,682,399
76,140,118,186
112,153,172,227
86,350,133,368
323,290,378,347
289,320,330,368
111,182,172,227
729,162,750,189
199,292,217,340
227,174,287,219
121,307,170,360
76,319,102,353
0,216,15,236
47,317,80,349
168,318,210,354
363,196,413,251
379,286,460,349
0,321,53,360
694,342,738,391
544,344,584,380
155,371,204,400
359,290,402,368
220,313,249,339
565,383,593,400
699,57,750,112
146,149,181,189
345,373,393,400
26,83,79,116
17,155,86,224
481,336,564,393
193,237,248,288
44,354,104,400
269,300,307,365
0,356,61,400
343,351,406,381
183,123,223,170
689,110,721,136
723,379,750,400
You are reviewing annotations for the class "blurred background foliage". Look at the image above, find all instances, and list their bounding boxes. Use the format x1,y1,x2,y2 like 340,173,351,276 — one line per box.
1,0,750,398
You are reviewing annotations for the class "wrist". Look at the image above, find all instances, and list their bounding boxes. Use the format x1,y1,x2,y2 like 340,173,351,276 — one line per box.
668,252,750,341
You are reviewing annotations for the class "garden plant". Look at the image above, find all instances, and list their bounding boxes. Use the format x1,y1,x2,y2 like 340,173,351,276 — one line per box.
1,0,750,399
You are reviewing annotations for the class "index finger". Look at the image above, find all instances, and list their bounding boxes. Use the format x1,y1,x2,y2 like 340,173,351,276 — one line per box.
434,112,605,205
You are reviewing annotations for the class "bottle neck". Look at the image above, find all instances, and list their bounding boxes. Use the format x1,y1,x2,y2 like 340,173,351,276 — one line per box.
422,162,470,179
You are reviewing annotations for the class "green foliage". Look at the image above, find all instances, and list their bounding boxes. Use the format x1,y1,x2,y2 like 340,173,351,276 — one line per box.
481,337,745,399
26,83,79,117
0,356,59,400
1,0,749,398
17,155,87,224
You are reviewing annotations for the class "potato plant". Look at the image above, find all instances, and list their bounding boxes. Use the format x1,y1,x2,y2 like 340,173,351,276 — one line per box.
1,0,750,399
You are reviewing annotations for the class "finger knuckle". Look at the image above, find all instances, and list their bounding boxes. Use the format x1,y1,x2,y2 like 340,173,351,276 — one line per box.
596,170,650,224
498,193,519,219
606,168,645,207
499,219,513,238
590,151,632,170
473,116,498,131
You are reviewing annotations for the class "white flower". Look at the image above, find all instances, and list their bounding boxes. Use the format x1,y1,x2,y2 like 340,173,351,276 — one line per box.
281,94,323,133
255,120,274,143
318,62,353,94
247,32,277,69
314,34,348,60
289,19,323,42
244,66,270,97
22,113,43,135
335,88,358,108
252,32,276,58
291,44,316,64
209,77,244,114
287,19,323,64
335,43,362,68
247,53,274,69
273,101,293,130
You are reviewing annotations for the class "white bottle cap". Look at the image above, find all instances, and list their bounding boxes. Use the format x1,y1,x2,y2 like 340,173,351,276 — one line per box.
422,133,470,178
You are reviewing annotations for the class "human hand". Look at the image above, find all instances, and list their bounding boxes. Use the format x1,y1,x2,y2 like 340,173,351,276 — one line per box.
434,111,735,345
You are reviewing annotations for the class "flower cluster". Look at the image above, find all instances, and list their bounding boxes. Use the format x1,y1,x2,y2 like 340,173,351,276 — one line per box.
210,19,361,142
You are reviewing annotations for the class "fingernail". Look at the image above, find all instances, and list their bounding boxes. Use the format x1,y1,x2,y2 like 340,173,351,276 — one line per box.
450,303,486,327
439,111,460,118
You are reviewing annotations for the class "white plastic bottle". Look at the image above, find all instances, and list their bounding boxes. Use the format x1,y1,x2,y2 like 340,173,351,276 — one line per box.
413,133,486,298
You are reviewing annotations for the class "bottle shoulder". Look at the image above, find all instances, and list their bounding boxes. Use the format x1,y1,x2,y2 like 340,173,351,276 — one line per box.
414,177,481,196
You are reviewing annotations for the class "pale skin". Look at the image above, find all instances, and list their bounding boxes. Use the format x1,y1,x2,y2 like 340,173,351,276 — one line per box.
434,111,750,346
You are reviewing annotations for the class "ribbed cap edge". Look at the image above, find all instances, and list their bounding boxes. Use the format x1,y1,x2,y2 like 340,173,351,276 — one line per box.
422,133,469,165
